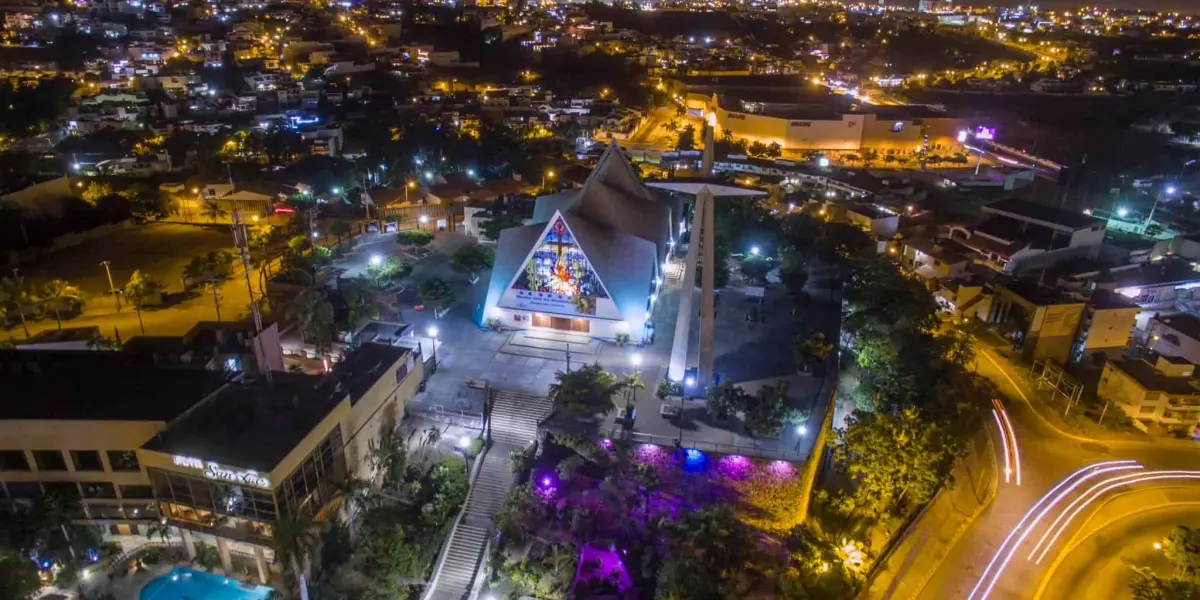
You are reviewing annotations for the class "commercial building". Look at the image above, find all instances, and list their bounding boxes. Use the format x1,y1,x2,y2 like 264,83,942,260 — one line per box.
951,198,1106,273
0,343,424,581
482,143,678,341
1098,355,1200,434
698,92,965,153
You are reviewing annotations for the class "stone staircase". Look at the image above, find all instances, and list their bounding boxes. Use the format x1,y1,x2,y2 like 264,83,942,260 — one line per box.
422,388,553,600
489,388,554,446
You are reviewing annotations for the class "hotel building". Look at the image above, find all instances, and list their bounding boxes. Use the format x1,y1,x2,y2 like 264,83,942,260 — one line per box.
0,342,424,582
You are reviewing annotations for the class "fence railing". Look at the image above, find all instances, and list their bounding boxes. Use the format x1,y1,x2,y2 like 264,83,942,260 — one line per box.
406,405,485,430
606,428,807,462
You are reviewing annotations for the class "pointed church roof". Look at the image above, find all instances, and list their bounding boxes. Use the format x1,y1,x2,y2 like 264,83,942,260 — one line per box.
485,210,657,323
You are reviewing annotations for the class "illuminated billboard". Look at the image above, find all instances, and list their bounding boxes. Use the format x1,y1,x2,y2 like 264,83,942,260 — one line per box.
503,215,611,317
975,126,997,141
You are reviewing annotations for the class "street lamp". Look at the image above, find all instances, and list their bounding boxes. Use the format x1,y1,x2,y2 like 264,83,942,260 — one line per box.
405,180,415,203
419,215,429,231
369,254,382,266
1167,185,1178,196
750,246,760,256
817,156,831,168
427,325,439,374
99,260,120,311
332,186,341,195
542,169,556,189
796,424,808,436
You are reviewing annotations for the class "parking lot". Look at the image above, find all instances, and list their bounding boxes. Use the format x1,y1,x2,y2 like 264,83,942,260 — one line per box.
16,223,235,299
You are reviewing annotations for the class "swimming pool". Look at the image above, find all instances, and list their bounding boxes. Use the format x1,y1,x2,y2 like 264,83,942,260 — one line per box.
139,567,274,600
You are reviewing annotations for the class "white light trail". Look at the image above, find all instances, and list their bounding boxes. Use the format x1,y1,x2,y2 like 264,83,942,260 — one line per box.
966,461,1142,600
1031,470,1200,565
992,409,1012,484
990,398,1021,486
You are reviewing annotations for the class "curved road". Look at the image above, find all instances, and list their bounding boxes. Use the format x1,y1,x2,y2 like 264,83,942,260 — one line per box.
1037,501,1200,600
910,335,1200,600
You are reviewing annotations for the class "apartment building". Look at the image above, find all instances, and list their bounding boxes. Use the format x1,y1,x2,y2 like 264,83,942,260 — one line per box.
1098,355,1200,435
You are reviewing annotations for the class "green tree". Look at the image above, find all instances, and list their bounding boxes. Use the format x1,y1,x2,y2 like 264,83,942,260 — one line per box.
200,199,228,223
834,407,963,517
743,381,791,437
339,277,388,333
0,551,40,600
1129,567,1200,600
329,220,353,247
860,148,880,168
548,363,624,416
1166,526,1200,580
124,270,163,334
288,235,312,255
749,141,769,157
81,181,114,206
794,332,834,371
479,212,526,242
122,184,173,221
658,507,762,600
765,142,783,158
739,255,772,284
450,244,495,281
779,247,809,305
0,275,35,338
417,277,457,316
40,280,84,329
677,125,697,151
366,257,408,286
287,290,335,354
396,230,435,247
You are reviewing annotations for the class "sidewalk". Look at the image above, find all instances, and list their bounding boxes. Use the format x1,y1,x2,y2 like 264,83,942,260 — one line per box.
861,433,997,600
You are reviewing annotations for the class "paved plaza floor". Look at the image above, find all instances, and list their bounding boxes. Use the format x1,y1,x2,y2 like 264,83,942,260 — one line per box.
402,249,843,460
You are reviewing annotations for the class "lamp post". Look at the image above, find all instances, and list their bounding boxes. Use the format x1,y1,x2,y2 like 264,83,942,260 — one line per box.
99,260,120,311
419,214,429,232
627,353,642,411
404,180,415,204
427,325,439,374
542,169,555,190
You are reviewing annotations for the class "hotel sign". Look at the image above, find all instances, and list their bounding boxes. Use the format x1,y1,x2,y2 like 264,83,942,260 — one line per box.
173,455,272,489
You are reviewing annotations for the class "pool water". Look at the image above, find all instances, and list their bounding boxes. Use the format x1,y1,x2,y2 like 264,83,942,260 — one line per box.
140,568,274,600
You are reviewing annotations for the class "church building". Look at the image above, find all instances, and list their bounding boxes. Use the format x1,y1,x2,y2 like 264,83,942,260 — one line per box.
482,144,682,341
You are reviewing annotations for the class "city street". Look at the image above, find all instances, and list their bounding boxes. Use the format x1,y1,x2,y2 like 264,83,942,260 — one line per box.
903,336,1200,600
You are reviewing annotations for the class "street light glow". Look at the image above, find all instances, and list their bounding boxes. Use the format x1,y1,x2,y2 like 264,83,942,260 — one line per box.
369,254,382,266
332,186,341,194
419,215,429,224
467,168,476,177
750,246,760,256
684,376,695,387
312,231,320,238
457,435,470,448
427,326,439,338
1117,207,1130,218
1167,185,1178,195
796,424,808,436
631,353,642,367
817,156,831,168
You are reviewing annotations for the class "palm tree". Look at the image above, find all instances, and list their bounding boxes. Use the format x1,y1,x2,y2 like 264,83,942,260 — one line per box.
201,199,228,223
622,371,645,412
40,280,84,330
548,363,626,416
272,511,319,595
0,275,34,338
330,477,375,542
124,270,163,334
145,518,172,543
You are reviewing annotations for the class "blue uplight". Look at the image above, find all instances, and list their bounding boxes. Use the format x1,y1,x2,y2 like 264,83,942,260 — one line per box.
683,448,707,472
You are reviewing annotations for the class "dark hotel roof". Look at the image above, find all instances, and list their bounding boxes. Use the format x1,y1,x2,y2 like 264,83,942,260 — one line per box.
141,343,413,472
0,350,228,421
140,372,331,472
